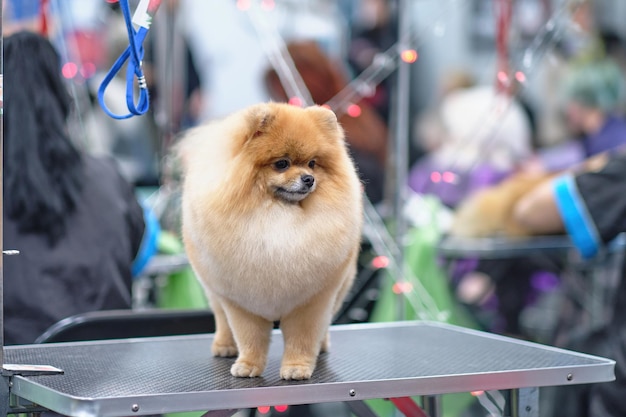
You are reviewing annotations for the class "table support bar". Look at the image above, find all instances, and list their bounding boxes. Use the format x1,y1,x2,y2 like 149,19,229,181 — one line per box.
390,397,429,417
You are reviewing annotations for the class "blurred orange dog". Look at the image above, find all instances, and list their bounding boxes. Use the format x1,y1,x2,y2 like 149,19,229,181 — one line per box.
179,103,363,380
450,173,552,238
450,153,609,238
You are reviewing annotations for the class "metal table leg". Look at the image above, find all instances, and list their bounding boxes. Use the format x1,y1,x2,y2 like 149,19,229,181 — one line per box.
422,395,441,417
345,400,379,417
509,387,539,417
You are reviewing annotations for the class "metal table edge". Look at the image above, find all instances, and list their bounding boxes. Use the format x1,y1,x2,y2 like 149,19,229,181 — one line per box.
436,235,575,258
10,360,615,417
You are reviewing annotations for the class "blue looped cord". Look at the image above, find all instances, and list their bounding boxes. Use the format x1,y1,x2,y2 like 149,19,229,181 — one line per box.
98,0,150,119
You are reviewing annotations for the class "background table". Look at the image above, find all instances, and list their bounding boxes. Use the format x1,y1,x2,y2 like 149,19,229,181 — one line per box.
437,234,626,335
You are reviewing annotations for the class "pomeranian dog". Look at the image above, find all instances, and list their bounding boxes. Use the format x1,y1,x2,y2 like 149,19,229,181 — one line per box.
178,102,363,380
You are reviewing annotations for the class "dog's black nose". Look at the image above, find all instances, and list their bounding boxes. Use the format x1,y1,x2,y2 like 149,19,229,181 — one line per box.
301,175,315,188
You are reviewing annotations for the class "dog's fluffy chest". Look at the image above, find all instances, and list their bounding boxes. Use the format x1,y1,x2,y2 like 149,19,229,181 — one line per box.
187,203,354,320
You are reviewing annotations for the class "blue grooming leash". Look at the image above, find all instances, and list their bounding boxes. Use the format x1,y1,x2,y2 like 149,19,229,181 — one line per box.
98,0,151,119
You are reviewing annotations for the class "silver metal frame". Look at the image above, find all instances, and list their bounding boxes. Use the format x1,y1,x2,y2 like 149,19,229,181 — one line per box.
392,0,413,320
1,12,5,370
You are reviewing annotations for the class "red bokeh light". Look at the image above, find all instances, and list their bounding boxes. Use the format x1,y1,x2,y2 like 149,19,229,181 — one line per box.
371,256,390,269
274,405,289,413
257,406,271,414
497,71,509,84
442,171,456,183
430,171,442,183
236,0,251,11
261,0,275,10
346,103,362,118
80,62,97,79
62,62,78,79
288,96,303,107
392,281,413,295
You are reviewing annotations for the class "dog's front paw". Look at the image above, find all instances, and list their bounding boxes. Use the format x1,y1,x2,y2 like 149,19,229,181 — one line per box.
280,364,314,380
212,341,238,357
231,360,264,377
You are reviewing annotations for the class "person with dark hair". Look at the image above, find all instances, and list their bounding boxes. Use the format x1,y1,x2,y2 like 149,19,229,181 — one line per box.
3,31,147,345
514,149,626,417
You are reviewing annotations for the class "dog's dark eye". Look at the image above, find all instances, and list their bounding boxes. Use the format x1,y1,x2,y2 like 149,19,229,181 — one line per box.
308,160,316,169
274,159,290,171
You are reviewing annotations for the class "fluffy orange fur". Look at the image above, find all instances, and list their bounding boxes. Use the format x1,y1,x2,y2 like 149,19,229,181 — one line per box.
449,173,553,238
179,103,363,380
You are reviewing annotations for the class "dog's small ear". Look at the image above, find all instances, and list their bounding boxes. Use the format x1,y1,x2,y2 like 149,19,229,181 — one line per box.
307,106,339,134
246,104,276,139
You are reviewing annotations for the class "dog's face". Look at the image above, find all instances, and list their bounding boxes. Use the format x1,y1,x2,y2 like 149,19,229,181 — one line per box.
267,156,317,203
237,103,345,205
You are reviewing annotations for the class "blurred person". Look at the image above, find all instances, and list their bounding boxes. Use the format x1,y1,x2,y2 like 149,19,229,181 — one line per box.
562,0,606,65
526,58,626,173
562,59,626,155
531,0,608,151
514,149,626,417
176,0,269,121
3,31,147,345
413,69,476,154
178,0,345,122
408,85,533,208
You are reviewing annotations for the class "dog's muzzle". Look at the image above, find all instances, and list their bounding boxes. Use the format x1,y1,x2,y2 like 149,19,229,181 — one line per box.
275,175,316,203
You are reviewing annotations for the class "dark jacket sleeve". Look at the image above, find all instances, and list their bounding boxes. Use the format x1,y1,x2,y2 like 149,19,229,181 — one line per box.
553,154,626,258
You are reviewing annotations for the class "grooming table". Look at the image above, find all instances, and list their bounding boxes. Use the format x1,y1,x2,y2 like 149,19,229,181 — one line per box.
438,234,626,259
438,235,576,259
141,253,190,276
3,321,615,417
133,254,191,308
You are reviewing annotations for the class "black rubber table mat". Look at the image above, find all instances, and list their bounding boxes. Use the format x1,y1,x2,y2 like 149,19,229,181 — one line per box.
5,321,615,417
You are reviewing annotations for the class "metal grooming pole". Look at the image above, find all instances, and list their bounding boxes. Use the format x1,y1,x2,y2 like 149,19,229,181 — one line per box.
153,2,184,160
392,0,412,320
0,22,9,417
1,18,4,370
